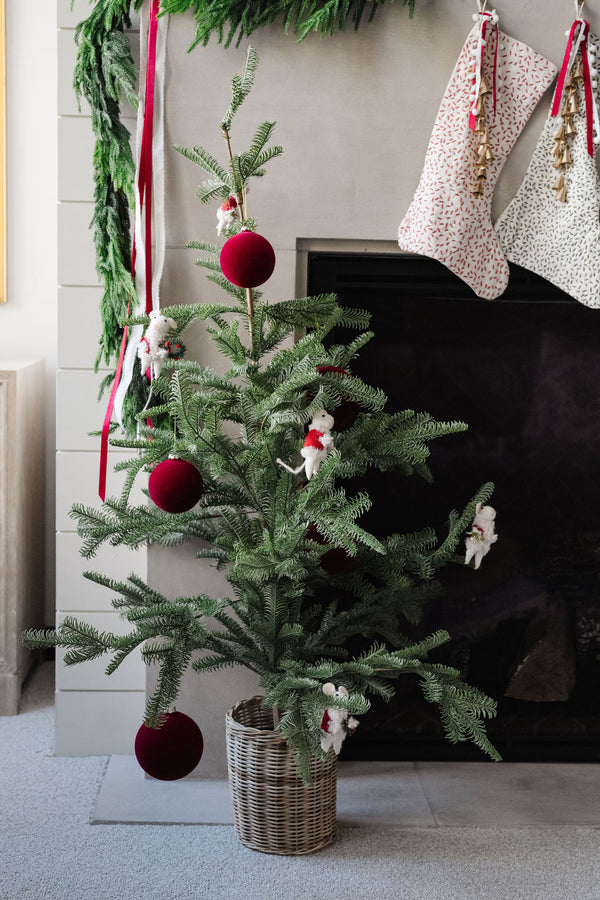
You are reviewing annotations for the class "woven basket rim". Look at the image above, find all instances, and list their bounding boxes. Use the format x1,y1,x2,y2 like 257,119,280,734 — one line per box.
226,695,278,737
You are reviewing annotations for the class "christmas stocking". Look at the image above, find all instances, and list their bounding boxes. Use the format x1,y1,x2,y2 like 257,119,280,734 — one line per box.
398,10,557,300
495,19,600,308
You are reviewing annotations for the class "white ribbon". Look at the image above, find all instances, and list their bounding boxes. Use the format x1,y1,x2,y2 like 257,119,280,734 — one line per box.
470,9,499,118
113,1,169,427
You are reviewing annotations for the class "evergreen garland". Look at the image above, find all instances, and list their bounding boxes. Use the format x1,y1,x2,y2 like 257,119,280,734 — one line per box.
73,0,140,370
158,0,416,49
28,48,499,782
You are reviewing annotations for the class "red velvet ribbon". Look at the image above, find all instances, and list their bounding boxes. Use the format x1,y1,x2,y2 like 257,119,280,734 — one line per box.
468,13,498,131
580,26,595,157
99,0,160,502
551,19,594,158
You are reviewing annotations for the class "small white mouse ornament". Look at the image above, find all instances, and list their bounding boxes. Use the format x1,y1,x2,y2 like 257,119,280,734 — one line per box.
216,195,239,235
276,410,335,480
464,502,498,569
319,683,359,755
138,310,177,380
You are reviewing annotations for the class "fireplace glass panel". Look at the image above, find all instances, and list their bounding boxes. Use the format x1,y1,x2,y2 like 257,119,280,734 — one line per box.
307,252,600,761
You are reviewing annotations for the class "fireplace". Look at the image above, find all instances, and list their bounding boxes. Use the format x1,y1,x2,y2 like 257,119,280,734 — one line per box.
308,251,600,762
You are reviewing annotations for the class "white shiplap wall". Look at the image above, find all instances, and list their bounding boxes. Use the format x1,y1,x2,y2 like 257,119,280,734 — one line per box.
56,0,145,754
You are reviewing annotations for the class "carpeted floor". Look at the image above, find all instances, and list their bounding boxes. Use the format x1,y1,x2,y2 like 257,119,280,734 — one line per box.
1,663,600,900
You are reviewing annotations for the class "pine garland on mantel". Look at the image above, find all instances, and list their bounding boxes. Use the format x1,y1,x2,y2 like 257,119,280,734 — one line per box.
75,0,416,412
160,0,416,49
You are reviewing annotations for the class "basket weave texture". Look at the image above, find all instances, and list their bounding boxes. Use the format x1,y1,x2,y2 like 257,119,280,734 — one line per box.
226,696,337,855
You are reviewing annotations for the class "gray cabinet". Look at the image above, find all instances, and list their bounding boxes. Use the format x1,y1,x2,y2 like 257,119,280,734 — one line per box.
0,360,45,714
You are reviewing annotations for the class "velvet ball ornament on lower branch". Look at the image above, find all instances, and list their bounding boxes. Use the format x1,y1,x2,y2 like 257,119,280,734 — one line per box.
306,524,355,576
148,457,204,513
135,711,204,781
220,230,276,288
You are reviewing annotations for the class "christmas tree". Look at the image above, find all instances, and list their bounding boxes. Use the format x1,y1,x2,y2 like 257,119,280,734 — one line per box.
24,48,499,781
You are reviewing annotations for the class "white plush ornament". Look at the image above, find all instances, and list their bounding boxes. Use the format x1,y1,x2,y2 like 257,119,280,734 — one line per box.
464,502,498,569
319,683,359,755
276,410,335,480
216,195,239,235
138,310,177,380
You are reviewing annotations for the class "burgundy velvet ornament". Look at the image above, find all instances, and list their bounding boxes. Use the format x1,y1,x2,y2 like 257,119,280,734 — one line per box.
135,711,204,781
148,457,203,513
315,365,359,430
306,524,355,576
220,230,276,288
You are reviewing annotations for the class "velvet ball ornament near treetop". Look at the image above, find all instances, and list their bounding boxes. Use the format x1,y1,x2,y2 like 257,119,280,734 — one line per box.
148,456,204,513
220,229,276,288
134,711,204,781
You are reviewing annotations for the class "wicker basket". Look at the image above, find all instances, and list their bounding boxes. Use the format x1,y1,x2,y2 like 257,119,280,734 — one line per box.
226,696,337,855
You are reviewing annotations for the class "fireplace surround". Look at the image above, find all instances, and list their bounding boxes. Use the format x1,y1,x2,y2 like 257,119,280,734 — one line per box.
308,251,600,762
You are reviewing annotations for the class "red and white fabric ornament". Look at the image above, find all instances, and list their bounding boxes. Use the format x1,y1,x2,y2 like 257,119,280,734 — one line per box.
148,456,204,513
464,502,498,569
220,229,276,288
216,195,239,235
320,683,359,755
276,410,335,480
135,711,204,781
398,6,557,300
138,310,177,380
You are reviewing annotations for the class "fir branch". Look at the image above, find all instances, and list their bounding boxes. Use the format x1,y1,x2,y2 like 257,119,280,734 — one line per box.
220,45,259,128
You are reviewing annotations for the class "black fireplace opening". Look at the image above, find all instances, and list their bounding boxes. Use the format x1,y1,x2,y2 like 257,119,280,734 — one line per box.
307,252,600,762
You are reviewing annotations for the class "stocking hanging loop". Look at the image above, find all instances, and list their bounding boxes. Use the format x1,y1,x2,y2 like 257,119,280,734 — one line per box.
477,0,488,12
575,0,585,20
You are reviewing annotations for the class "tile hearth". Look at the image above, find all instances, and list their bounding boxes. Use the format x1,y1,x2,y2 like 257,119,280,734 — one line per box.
93,758,600,827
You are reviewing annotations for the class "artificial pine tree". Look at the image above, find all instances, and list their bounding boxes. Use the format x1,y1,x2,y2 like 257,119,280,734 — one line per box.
24,48,500,781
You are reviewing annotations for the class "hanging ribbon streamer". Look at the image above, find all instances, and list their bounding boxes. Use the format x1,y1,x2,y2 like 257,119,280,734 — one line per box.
551,18,599,157
468,8,499,131
99,0,168,501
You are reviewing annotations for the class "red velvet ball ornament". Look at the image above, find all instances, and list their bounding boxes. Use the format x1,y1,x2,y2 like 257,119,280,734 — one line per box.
220,231,276,288
135,711,204,781
148,457,203,513
315,365,360,430
306,524,355,576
